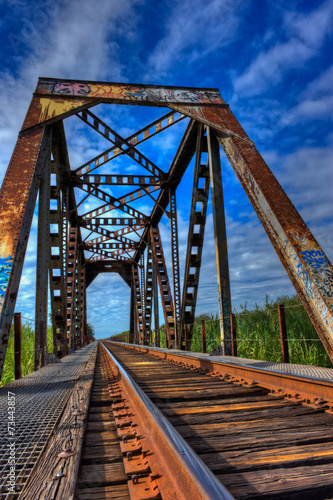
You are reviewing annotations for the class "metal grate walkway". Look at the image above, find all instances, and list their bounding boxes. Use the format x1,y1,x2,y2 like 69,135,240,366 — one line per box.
0,343,96,499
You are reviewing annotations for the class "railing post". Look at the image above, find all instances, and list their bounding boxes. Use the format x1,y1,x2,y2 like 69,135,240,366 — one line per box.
185,325,189,351
201,320,206,353
14,313,22,380
278,304,289,363
230,313,237,357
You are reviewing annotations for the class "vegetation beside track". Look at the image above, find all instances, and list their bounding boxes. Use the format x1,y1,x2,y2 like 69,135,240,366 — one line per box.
111,294,332,368
0,322,95,387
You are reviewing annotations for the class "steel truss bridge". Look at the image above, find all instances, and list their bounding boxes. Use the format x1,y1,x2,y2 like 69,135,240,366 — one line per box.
0,77,333,377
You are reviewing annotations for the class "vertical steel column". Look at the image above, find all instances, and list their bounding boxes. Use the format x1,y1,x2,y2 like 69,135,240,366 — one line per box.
180,124,209,348
80,268,86,346
207,127,232,355
132,263,143,343
66,227,78,351
49,149,67,358
144,241,154,344
35,149,51,370
169,189,181,348
140,254,146,344
129,278,135,344
153,259,160,347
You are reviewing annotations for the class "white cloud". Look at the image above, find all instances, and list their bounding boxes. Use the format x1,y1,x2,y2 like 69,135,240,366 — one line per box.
233,0,333,97
145,0,249,80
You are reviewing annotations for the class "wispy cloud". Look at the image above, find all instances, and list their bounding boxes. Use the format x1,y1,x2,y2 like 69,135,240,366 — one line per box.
233,0,333,97
145,0,249,81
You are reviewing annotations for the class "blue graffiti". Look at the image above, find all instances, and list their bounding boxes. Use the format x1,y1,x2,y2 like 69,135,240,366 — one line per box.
301,250,333,300
0,256,13,297
301,250,329,271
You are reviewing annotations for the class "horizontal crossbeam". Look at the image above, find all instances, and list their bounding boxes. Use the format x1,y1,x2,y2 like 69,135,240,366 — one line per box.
81,174,161,186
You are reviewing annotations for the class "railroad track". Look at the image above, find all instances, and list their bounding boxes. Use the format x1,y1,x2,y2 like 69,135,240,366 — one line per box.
81,340,333,500
11,341,333,499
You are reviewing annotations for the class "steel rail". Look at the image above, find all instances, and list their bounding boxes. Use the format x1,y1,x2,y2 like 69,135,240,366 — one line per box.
110,342,333,406
100,341,234,500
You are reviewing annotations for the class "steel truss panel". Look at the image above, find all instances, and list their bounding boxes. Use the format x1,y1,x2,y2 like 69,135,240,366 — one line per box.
76,108,165,178
150,226,175,347
78,183,148,220
180,124,210,348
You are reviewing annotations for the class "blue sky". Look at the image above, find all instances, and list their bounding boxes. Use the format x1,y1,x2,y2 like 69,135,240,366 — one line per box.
0,0,332,338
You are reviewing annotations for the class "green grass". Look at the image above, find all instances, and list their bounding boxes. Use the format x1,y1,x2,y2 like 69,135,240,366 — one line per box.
0,322,54,387
189,295,332,367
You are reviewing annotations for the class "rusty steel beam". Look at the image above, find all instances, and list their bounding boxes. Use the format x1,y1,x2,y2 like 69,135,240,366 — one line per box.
153,258,160,347
0,125,51,376
132,264,144,343
207,127,232,355
35,146,51,369
144,240,154,341
140,254,147,344
150,226,175,347
49,136,68,358
35,77,223,106
80,268,87,345
83,241,138,250
180,124,209,348
66,227,78,350
81,217,146,227
169,189,181,348
81,174,161,186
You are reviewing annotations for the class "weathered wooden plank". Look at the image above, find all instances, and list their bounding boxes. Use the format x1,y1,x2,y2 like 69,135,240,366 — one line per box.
184,425,333,454
20,345,98,500
78,463,128,487
160,398,297,416
82,444,124,464
77,484,130,499
86,421,117,432
200,441,333,473
168,404,320,426
218,463,333,499
175,411,331,438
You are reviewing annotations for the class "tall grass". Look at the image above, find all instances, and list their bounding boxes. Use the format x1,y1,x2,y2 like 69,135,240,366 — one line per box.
0,322,54,387
190,295,332,367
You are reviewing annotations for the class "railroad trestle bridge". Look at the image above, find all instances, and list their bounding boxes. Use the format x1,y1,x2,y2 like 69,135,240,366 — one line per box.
1,78,333,499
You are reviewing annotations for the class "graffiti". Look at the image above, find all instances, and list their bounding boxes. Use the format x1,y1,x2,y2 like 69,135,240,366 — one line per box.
301,250,329,271
301,250,333,300
37,79,223,105
0,257,13,297
54,82,91,96
283,239,333,332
